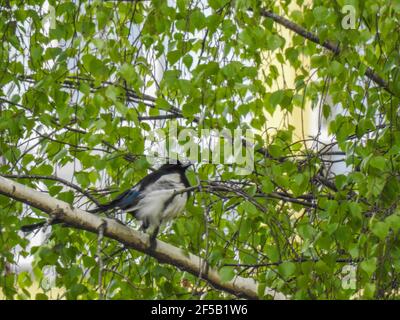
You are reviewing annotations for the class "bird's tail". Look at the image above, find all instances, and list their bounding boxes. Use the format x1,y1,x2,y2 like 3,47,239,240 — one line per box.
88,188,133,214
21,197,122,232
20,221,47,232
20,218,63,233
87,202,118,214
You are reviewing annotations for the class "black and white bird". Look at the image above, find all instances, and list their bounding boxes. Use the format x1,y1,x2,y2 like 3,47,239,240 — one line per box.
21,161,192,239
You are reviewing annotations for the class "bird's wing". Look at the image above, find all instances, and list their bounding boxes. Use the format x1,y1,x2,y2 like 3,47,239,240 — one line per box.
123,173,185,215
88,185,142,213
89,170,186,214
116,188,143,210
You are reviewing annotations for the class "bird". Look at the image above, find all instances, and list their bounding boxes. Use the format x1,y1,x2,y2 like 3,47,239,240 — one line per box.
21,161,192,240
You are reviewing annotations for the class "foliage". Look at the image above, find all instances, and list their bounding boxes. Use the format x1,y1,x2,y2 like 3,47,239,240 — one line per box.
1,0,400,299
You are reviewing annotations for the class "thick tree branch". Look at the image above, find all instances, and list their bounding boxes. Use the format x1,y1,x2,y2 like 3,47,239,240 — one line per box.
1,174,100,206
0,176,286,300
259,8,396,97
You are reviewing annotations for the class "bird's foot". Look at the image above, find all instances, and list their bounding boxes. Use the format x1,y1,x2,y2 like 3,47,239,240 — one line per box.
147,226,159,251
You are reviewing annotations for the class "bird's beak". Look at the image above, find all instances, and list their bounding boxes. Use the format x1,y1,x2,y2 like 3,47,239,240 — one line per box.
182,162,192,169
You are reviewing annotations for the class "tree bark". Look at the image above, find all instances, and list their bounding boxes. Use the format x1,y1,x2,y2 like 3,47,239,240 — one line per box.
0,176,287,300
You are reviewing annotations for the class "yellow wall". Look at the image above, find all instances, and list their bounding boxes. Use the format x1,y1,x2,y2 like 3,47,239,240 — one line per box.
261,2,312,142
0,282,65,300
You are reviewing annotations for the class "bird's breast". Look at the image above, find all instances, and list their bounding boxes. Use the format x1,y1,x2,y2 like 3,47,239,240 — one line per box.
129,187,188,223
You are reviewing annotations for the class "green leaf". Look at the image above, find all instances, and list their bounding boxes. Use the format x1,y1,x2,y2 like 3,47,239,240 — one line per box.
119,63,136,82
323,104,331,119
183,54,193,69
105,85,119,102
261,178,274,193
313,6,329,21
167,50,182,65
69,283,88,299
363,283,376,299
219,266,235,283
329,61,344,76
310,55,327,68
239,219,252,241
367,176,386,198
241,201,258,216
270,90,284,108
335,175,347,189
266,34,284,51
190,10,206,30
348,202,362,220
369,156,387,171
371,221,389,240
58,191,74,204
75,172,90,188
360,258,377,277
278,262,296,279
82,54,109,79
30,45,43,66
35,293,48,300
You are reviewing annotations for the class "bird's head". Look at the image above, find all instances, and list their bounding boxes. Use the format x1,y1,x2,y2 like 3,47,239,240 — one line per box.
159,160,192,172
